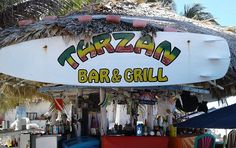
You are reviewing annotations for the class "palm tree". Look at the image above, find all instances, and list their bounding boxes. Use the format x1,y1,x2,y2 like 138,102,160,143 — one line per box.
151,0,176,11
0,81,50,113
0,0,90,28
183,3,218,25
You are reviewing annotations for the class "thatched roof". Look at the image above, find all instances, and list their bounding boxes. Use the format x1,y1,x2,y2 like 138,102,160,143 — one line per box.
0,1,236,99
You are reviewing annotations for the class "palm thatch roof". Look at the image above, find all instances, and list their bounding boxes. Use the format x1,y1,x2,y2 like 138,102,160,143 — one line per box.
0,1,236,100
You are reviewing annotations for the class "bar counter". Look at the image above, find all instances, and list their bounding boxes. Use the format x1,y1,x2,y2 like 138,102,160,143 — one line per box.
102,136,169,148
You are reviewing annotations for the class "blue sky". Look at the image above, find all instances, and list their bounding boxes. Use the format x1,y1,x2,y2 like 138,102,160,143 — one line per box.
175,0,236,26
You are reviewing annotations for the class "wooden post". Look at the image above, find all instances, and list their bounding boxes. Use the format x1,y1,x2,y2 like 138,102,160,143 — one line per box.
100,88,107,135
76,89,83,137
147,105,153,130
76,89,83,107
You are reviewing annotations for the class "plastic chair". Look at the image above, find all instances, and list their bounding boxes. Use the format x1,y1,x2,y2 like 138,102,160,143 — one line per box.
227,130,236,148
194,134,216,148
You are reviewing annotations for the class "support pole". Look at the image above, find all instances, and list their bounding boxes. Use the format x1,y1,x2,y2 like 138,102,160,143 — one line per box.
100,88,107,135
208,80,224,90
147,105,153,130
76,89,83,137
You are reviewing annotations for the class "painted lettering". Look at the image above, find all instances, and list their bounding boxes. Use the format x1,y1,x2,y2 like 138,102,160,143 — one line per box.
148,68,157,82
93,33,114,54
153,40,181,66
134,34,155,56
124,68,133,83
123,67,168,83
113,33,135,52
133,68,143,82
77,40,97,62
59,33,182,71
58,45,79,69
157,68,168,82
111,69,122,83
88,69,99,83
78,69,88,83
99,69,110,83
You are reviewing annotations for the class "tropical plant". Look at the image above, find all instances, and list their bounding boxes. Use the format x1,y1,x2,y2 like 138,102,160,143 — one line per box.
155,0,176,11
0,73,51,113
0,0,90,28
183,3,218,24
0,84,50,113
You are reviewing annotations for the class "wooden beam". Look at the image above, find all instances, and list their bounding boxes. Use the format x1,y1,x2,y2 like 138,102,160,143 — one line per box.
147,105,153,130
100,88,107,135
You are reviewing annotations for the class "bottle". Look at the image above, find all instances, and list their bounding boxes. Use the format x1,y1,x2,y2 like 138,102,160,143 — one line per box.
136,124,142,136
49,125,53,135
7,137,12,147
144,119,148,136
58,122,62,134
53,125,57,134
45,121,49,135
56,125,60,134
15,138,18,147
11,137,15,147
61,123,65,134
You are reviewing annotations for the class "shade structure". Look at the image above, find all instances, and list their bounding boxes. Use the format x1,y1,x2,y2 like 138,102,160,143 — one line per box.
177,103,236,129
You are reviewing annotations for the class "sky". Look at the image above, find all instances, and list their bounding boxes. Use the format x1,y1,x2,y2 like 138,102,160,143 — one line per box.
175,0,236,26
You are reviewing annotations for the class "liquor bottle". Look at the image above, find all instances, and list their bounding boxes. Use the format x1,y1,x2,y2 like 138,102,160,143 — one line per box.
15,138,18,147
136,124,142,136
45,120,50,135
144,119,148,136
11,137,15,147
61,123,65,134
58,122,62,134
53,125,57,134
49,125,53,135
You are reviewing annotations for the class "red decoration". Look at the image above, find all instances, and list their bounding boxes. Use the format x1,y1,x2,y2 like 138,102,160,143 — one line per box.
54,98,64,111
106,15,121,24
164,27,178,32
78,15,92,23
18,19,34,26
133,20,147,28
43,16,57,21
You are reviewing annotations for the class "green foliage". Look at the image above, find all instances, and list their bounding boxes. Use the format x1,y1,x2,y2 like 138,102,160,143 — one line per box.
156,0,176,11
146,0,158,2
183,3,218,25
60,0,91,14
0,83,50,113
0,0,91,28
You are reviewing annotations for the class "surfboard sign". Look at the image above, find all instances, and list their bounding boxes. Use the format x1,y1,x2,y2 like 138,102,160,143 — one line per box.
0,32,230,87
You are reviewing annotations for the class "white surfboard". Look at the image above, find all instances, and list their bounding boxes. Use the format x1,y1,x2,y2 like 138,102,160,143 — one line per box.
0,32,230,87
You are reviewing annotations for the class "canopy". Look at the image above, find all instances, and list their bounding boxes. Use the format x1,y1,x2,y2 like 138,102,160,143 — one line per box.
177,103,236,129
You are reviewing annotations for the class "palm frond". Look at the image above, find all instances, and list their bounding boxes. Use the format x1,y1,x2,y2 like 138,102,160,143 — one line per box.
0,81,50,113
155,0,176,10
183,3,218,25
0,0,91,28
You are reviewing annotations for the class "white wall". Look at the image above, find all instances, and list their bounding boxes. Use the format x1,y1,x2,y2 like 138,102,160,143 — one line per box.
115,104,130,127
4,101,51,124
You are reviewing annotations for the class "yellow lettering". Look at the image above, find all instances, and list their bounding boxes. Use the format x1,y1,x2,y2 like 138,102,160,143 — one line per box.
143,68,148,82
157,68,168,82
148,68,157,82
124,68,133,83
78,69,87,83
99,69,110,83
133,68,143,82
88,69,99,83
